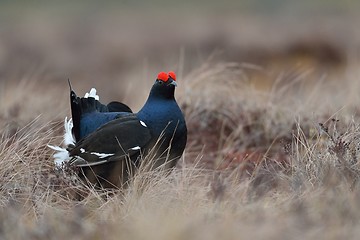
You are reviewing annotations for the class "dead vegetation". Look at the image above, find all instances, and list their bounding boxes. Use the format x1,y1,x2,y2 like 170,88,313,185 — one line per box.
0,58,360,239
1,3,360,239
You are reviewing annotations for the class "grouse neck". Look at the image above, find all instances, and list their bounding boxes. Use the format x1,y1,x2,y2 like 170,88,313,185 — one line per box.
147,84,176,101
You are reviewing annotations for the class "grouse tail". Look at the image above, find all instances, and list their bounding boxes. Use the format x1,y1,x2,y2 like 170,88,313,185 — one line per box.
68,80,132,141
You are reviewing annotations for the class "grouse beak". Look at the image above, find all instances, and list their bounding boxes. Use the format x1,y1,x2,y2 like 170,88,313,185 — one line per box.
168,78,177,87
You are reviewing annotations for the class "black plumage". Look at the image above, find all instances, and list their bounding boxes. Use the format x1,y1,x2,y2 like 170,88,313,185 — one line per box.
51,72,187,188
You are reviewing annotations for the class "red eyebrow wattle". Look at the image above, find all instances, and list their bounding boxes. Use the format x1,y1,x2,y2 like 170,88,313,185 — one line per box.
157,72,169,82
168,71,176,81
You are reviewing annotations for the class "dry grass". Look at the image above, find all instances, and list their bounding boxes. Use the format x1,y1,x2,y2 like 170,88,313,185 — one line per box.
1,58,360,239
1,3,360,238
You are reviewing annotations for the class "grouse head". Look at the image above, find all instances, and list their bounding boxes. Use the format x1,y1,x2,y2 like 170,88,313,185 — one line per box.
149,71,177,100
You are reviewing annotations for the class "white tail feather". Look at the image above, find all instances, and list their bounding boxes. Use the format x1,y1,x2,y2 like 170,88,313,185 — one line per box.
84,88,99,100
48,117,76,167
48,145,70,167
64,117,75,146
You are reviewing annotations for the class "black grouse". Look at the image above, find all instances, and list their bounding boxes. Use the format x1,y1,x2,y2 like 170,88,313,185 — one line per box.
49,71,187,188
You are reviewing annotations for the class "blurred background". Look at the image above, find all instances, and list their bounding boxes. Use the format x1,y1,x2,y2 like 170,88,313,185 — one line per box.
0,0,360,109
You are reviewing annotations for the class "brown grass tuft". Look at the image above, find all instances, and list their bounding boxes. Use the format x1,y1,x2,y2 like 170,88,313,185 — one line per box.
1,58,360,239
